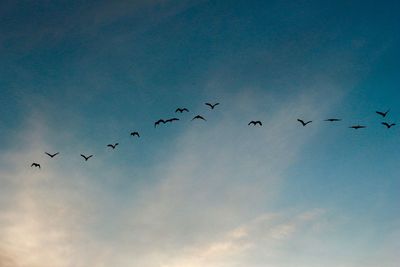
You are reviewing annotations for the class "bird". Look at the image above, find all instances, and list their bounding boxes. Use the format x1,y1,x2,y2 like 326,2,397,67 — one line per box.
248,121,262,126
130,131,140,137
297,119,312,126
192,115,206,121
154,119,166,128
166,118,180,123
175,108,189,113
349,125,367,129
107,143,119,149
376,109,390,118
45,152,59,158
382,122,396,129
80,154,93,161
31,163,41,169
205,102,220,109
324,118,342,122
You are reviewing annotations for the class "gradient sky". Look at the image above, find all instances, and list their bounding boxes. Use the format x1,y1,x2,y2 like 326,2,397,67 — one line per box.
1,1,399,266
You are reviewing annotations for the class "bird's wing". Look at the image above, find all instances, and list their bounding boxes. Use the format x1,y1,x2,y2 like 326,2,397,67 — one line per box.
45,152,51,157
376,111,384,116
248,122,253,125
80,154,86,159
205,103,212,108
183,108,189,112
258,121,262,125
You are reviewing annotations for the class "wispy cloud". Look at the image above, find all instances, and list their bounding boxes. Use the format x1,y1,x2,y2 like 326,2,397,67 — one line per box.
0,86,342,267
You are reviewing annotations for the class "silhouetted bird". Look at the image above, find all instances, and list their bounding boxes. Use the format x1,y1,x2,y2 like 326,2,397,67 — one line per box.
31,163,41,169
130,132,140,137
45,152,59,158
192,115,206,121
349,125,367,129
154,119,166,128
324,118,342,122
175,108,189,113
297,119,312,126
107,143,119,149
205,102,220,109
80,154,93,161
166,118,180,123
376,109,390,118
248,121,262,126
382,122,396,129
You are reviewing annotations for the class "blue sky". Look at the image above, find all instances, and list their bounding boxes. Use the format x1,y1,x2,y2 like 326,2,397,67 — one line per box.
1,1,399,266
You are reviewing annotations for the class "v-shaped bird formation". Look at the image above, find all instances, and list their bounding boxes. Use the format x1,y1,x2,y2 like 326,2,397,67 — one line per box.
31,104,396,169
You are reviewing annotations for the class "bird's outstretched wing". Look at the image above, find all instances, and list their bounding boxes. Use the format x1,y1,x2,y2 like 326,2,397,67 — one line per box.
382,122,395,128
205,102,220,109
248,121,262,126
192,115,206,121
131,132,140,137
81,154,92,160
31,163,41,168
166,118,180,123
350,125,366,129
376,109,390,117
175,108,189,113
324,118,341,122
154,119,166,127
298,119,312,126
45,152,59,158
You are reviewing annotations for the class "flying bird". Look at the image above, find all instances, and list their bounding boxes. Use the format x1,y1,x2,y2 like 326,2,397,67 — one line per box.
297,119,312,126
192,115,206,121
80,154,93,161
154,119,166,128
382,122,396,129
248,120,262,126
166,118,180,123
175,108,189,113
45,152,59,158
205,102,220,109
31,163,41,169
130,131,140,137
324,118,342,122
376,109,390,118
349,125,367,129
107,143,119,149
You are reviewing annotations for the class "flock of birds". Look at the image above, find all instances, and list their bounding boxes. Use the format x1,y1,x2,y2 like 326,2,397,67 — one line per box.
30,104,395,169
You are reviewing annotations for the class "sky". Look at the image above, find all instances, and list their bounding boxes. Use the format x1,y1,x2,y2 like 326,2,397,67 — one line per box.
0,0,399,266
